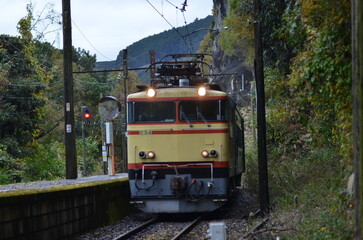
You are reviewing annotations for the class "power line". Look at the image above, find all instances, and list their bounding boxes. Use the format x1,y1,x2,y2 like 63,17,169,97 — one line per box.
165,0,179,9
145,0,191,51
146,0,175,29
71,19,113,61
0,35,53,74
4,81,62,87
165,0,187,12
112,51,150,69
73,66,149,74
182,11,194,51
1,96,36,100
168,0,194,51
74,78,118,85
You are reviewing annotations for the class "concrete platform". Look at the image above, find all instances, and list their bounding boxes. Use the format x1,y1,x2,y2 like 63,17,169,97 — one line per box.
0,173,128,193
0,173,134,240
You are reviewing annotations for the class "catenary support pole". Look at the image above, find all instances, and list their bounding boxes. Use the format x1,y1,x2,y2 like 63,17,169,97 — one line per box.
253,0,270,214
62,0,77,179
352,0,363,238
122,49,128,172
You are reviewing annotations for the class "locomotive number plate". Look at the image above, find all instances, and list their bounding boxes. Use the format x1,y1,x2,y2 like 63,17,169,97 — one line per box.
139,130,152,135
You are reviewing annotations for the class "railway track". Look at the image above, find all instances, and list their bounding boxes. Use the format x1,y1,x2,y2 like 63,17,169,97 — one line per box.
113,215,202,240
76,188,260,240
113,217,158,240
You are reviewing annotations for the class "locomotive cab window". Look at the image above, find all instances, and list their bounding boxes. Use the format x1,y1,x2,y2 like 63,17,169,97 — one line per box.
128,102,175,123
179,100,227,122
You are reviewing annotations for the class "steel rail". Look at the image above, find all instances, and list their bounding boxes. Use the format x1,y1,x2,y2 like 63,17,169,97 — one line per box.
113,217,158,240
170,216,202,240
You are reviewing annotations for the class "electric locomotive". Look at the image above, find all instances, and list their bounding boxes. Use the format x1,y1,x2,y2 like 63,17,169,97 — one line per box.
127,54,245,213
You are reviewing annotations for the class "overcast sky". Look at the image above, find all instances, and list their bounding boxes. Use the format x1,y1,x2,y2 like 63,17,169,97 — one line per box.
0,0,213,61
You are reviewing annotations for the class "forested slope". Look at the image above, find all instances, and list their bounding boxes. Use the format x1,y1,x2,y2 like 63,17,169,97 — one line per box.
203,0,353,238
95,15,213,71
0,5,140,182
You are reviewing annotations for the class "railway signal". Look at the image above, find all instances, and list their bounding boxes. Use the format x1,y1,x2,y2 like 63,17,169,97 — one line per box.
82,106,92,124
81,105,92,176
99,96,122,176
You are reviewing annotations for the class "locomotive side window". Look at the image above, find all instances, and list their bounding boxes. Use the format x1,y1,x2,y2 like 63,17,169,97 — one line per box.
179,100,227,122
128,102,175,123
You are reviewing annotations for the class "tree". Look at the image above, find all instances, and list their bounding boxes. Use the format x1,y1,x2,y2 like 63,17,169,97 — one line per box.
0,4,64,182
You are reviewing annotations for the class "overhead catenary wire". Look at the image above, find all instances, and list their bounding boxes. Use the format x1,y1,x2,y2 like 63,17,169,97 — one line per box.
71,19,113,61
0,35,55,75
182,11,194,52
73,78,119,85
112,51,151,69
163,0,193,50
73,66,149,74
2,1,208,100
145,0,193,52
146,0,177,30
165,0,179,10
4,81,62,87
165,0,187,12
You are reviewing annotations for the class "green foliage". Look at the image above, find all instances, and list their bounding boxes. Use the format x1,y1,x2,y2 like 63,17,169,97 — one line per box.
0,3,119,184
276,1,306,55
0,142,66,184
73,47,96,71
0,145,24,184
272,148,353,239
218,0,254,63
17,4,33,44
257,0,295,74
0,34,49,156
287,0,352,153
22,142,65,181
76,136,102,176
231,0,354,237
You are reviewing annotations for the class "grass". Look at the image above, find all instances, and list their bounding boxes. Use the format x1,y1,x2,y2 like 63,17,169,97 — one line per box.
243,132,354,239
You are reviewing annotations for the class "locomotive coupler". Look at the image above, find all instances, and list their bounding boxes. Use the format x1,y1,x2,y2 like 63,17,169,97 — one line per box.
170,175,187,193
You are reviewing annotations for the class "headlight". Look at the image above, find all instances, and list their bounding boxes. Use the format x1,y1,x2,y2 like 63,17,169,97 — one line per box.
197,86,206,96
139,151,155,159
147,151,155,159
201,150,209,158
147,88,156,97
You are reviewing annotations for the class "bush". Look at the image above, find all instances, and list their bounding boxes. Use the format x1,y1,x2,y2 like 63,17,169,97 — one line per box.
23,142,65,181
76,136,102,176
0,145,24,184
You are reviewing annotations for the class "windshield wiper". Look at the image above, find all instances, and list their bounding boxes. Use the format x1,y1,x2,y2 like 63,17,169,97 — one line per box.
197,111,211,127
181,111,193,127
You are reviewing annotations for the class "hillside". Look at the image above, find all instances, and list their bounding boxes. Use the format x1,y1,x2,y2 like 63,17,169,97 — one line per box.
211,0,354,239
95,15,213,73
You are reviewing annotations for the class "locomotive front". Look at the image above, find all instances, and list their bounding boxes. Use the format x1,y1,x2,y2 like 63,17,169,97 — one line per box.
126,54,244,213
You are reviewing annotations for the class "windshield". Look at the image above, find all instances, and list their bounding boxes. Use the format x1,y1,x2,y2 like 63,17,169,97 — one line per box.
179,100,227,122
128,102,175,123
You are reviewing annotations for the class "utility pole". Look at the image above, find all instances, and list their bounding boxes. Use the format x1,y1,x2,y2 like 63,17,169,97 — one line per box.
122,49,128,171
352,0,363,238
123,49,128,115
253,0,269,214
149,50,156,79
62,0,77,179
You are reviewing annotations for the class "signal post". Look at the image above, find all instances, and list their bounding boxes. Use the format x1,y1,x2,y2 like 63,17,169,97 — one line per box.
81,106,91,176
98,96,122,176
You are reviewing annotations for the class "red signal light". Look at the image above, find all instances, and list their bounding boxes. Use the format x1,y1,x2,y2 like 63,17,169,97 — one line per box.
82,106,92,124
